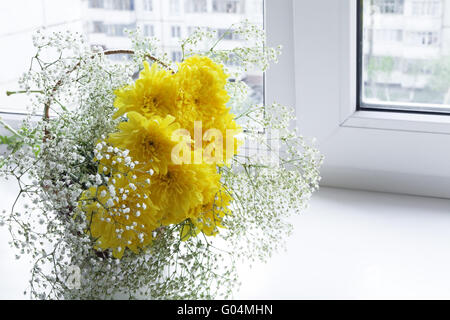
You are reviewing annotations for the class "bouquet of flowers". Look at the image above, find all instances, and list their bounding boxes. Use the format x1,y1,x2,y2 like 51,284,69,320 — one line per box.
0,22,322,299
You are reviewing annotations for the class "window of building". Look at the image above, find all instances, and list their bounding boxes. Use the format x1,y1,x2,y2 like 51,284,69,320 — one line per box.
172,51,182,62
143,24,154,37
105,23,136,37
212,0,244,14
402,58,433,75
217,28,240,40
89,0,104,8
171,25,181,38
91,21,105,33
374,29,403,42
217,28,233,40
373,0,404,14
187,26,207,36
406,31,440,46
143,0,152,11
104,0,135,11
185,0,207,13
360,0,450,113
170,0,180,14
411,0,441,16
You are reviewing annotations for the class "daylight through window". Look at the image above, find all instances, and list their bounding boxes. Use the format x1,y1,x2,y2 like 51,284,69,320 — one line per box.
0,0,263,113
360,0,450,112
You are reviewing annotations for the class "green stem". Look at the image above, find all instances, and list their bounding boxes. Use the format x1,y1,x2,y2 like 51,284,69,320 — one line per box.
209,25,235,52
0,117,23,138
6,90,43,96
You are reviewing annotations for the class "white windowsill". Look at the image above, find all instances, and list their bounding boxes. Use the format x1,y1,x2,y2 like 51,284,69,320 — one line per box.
3,184,450,299
342,110,450,135
237,186,450,299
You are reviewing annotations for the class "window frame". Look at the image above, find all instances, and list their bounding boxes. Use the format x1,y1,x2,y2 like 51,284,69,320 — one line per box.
171,25,181,38
143,0,153,11
293,0,450,198
356,0,449,116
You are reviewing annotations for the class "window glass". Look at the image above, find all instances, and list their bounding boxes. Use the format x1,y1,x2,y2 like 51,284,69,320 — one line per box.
143,0,153,11
143,24,154,37
0,0,263,113
171,25,182,38
185,0,207,13
360,0,450,112
170,0,180,14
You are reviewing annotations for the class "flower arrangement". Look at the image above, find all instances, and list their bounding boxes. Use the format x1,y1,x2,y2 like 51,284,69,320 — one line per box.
0,22,322,299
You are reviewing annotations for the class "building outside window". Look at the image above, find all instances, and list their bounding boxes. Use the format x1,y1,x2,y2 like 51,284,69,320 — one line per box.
0,0,263,113
171,51,182,62
143,0,153,11
212,0,245,13
170,0,180,14
187,25,205,36
185,0,207,13
411,0,441,16
374,29,403,42
89,0,104,8
402,58,433,75
406,31,440,46
171,25,181,38
91,21,105,33
361,0,450,110
105,23,136,37
374,0,404,14
104,0,135,11
217,28,233,40
143,24,154,37
217,28,240,40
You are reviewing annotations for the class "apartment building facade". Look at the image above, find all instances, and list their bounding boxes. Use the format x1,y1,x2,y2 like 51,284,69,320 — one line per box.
362,0,450,102
83,0,263,62
0,0,263,111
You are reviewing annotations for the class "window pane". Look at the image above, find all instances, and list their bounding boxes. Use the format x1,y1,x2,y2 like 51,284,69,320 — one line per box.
360,0,450,113
0,0,263,114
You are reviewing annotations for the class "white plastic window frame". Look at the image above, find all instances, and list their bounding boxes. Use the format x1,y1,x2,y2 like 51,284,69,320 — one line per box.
292,0,450,198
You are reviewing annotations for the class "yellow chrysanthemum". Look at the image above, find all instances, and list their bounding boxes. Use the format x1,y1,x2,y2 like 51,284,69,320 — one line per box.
175,55,242,162
108,112,180,174
80,173,160,259
113,61,177,119
212,111,242,163
80,55,245,258
181,187,232,240
147,163,222,226
175,55,230,131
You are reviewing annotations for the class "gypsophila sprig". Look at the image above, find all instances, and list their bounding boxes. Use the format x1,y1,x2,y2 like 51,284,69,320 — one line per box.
0,26,321,300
